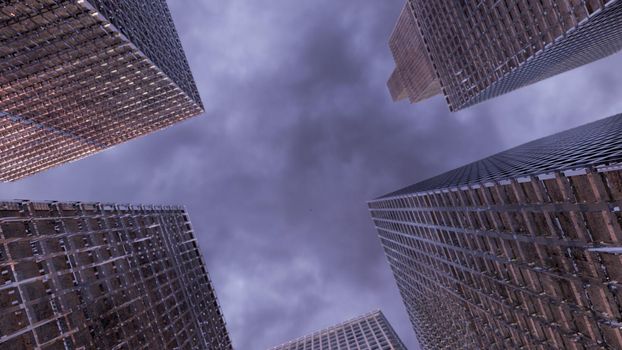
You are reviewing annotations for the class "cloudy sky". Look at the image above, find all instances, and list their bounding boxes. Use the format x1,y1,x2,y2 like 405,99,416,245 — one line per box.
4,0,622,349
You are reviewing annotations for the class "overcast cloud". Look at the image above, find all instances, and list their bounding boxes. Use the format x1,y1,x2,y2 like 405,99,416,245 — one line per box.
3,0,622,349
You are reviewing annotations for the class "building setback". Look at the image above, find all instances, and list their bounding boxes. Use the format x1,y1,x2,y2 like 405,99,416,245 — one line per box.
269,310,406,350
0,200,232,349
387,4,440,104
389,0,622,111
368,114,622,349
0,0,203,181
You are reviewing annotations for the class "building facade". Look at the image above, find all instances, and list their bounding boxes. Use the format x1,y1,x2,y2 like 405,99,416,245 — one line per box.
269,310,406,350
387,4,440,104
389,0,622,111
0,0,203,181
369,114,622,349
0,200,232,349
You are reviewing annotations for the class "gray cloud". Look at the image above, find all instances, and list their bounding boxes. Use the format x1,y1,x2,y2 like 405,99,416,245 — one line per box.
3,0,622,349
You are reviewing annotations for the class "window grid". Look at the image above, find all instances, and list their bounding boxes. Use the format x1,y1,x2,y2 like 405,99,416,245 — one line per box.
369,114,622,349
0,200,232,350
389,0,622,111
269,311,407,350
0,0,203,181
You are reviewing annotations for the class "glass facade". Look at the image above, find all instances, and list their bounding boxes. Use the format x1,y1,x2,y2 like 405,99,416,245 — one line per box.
0,200,231,349
85,0,202,106
390,0,622,110
369,113,622,349
387,3,440,104
0,0,203,181
270,310,406,350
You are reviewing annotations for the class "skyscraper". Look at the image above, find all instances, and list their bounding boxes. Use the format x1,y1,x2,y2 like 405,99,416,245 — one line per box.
269,310,406,350
387,4,440,104
389,1,622,111
368,113,622,349
0,0,203,181
0,200,232,349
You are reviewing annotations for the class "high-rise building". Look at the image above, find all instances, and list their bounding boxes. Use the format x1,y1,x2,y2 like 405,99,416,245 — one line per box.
389,1,622,111
387,4,440,104
0,0,203,181
269,310,406,350
0,200,232,349
368,113,622,349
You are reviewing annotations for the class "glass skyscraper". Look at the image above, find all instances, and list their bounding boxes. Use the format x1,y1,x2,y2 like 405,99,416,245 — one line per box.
389,0,622,111
0,200,231,349
269,310,406,350
387,4,440,104
369,114,622,348
0,0,203,181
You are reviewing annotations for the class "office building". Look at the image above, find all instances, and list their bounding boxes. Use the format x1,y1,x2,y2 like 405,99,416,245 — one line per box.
0,0,203,181
387,4,440,104
0,200,231,349
369,113,622,349
389,1,622,110
269,310,406,350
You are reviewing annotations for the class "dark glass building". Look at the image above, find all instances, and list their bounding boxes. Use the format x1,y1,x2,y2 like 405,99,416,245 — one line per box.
0,0,203,181
0,200,231,349
269,310,407,350
389,0,622,111
369,114,622,349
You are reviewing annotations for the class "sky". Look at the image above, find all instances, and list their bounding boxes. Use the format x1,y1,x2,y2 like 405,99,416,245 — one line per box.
4,0,622,349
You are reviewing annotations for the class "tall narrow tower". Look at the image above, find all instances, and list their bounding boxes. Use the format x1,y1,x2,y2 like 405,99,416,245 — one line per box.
0,200,232,349
389,1,622,111
0,0,203,181
369,114,622,349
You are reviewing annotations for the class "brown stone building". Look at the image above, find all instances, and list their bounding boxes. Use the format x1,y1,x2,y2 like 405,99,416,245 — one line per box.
389,0,622,111
0,0,203,181
0,200,231,349
369,113,622,349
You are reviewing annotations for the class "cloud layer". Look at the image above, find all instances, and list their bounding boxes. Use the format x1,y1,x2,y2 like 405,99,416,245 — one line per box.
3,0,622,349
